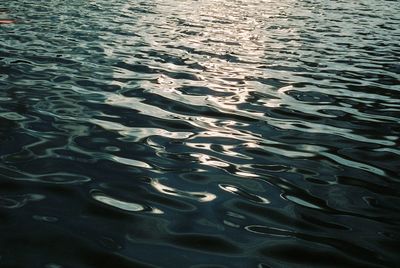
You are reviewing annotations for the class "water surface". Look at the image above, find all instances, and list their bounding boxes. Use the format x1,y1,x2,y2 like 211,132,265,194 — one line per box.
1,0,400,267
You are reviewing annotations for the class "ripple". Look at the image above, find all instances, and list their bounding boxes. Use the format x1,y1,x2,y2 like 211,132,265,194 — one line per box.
0,193,44,209
151,179,216,202
219,184,270,204
92,191,163,214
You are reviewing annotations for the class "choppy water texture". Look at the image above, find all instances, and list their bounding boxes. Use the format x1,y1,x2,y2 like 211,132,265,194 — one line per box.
1,0,400,267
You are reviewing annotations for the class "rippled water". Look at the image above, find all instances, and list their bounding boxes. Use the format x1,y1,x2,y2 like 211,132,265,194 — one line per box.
1,0,400,267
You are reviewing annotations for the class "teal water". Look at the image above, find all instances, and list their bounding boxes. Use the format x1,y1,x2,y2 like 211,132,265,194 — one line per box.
1,0,400,267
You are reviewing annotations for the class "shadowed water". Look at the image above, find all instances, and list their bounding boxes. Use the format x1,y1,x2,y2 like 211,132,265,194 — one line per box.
1,0,400,267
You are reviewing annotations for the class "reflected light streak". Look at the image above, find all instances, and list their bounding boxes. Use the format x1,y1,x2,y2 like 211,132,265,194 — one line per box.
151,179,216,202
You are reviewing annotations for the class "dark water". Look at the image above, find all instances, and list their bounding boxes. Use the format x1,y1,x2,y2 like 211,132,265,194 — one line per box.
1,0,400,267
